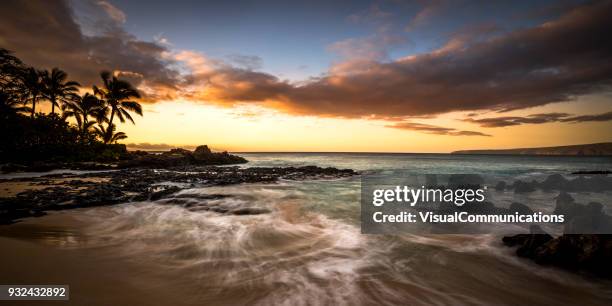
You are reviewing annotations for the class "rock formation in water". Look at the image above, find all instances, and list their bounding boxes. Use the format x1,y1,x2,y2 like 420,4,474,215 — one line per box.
502,192,612,278
0,165,357,224
118,145,248,168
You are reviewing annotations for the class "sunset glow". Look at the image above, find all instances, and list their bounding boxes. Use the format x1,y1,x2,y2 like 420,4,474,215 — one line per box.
2,0,611,152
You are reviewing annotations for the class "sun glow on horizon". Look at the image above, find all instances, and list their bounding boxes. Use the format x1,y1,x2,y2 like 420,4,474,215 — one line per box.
113,95,612,153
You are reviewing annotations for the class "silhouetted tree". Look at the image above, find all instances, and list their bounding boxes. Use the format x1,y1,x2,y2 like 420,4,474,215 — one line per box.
0,91,30,119
20,67,45,118
94,71,142,127
0,48,25,114
94,123,127,144
63,93,108,142
42,67,80,115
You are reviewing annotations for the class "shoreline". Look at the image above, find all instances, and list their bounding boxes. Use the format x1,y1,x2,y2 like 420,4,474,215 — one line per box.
0,165,357,224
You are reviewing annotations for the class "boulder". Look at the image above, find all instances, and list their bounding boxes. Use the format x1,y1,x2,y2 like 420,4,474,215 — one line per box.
540,174,568,190
533,234,612,278
494,181,506,191
508,202,533,215
513,180,536,193
502,225,553,258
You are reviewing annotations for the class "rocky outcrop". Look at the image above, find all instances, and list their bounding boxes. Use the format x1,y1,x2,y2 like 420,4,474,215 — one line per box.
1,145,248,173
503,192,612,278
495,174,612,194
0,165,357,224
502,225,553,258
504,231,612,278
118,145,247,168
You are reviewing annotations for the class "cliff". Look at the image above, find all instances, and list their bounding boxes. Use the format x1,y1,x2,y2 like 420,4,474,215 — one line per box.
452,142,612,156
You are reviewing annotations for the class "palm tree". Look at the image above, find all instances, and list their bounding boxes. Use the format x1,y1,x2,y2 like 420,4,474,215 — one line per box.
63,93,108,141
0,48,23,93
94,123,127,144
20,67,45,118
42,68,80,115
0,91,31,119
93,71,142,127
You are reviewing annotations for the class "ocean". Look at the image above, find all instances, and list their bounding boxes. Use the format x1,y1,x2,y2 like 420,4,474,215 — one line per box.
1,153,611,305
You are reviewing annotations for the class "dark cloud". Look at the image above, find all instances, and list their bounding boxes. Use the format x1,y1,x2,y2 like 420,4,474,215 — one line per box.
465,112,571,127
173,0,612,119
386,122,491,137
561,111,612,123
270,0,612,118
2,0,611,121
0,0,179,91
465,111,612,127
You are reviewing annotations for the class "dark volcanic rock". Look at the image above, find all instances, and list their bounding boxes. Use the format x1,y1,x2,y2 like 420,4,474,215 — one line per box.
118,145,247,169
494,181,506,191
571,170,612,175
540,174,568,190
533,235,612,278
231,207,271,215
502,225,553,258
508,202,533,215
0,165,357,224
503,193,612,278
512,180,536,193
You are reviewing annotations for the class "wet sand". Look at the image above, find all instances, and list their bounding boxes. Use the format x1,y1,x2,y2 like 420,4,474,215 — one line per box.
1,202,612,306
0,214,199,306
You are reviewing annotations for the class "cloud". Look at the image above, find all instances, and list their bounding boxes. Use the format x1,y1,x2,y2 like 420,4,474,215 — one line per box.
465,113,571,127
405,0,446,31
560,111,612,123
465,111,612,127
266,0,612,118
226,54,263,70
328,34,407,61
386,122,491,136
150,0,611,119
2,0,612,123
97,0,126,24
347,4,393,24
0,0,180,95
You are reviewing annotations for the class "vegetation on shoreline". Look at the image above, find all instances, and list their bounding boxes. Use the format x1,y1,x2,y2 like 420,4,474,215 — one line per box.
1,48,142,163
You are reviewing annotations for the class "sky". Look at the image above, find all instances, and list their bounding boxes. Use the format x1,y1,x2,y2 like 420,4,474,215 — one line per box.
1,0,611,152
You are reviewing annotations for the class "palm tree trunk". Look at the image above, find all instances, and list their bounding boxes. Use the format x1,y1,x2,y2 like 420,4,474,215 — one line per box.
108,108,115,127
82,117,88,144
51,97,55,114
31,97,36,118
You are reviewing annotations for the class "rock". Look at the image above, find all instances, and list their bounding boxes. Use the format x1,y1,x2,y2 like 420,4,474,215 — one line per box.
540,174,567,190
193,145,212,156
231,207,271,215
502,225,553,258
163,148,193,157
192,145,247,165
494,181,506,191
513,180,536,193
508,202,533,215
425,174,438,187
532,235,612,278
571,170,612,175
117,145,247,169
0,164,357,224
149,186,182,201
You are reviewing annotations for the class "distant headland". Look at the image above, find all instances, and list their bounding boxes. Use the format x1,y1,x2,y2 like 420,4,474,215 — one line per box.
452,142,612,156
